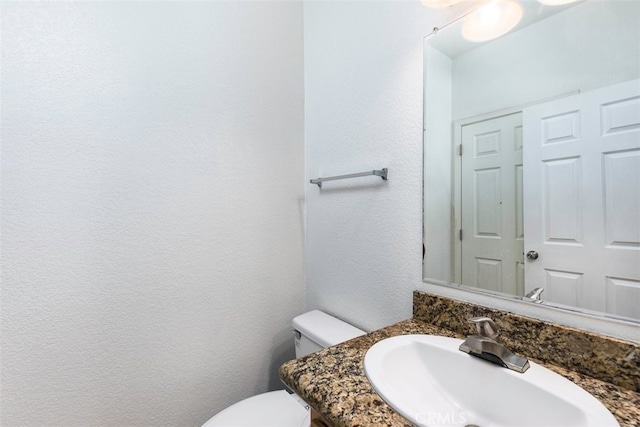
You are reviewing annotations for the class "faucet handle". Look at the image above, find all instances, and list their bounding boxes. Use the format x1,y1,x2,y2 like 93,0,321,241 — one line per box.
468,317,500,339
525,287,544,301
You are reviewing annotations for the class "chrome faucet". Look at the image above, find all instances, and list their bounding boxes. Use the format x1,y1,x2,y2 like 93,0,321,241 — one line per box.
525,287,544,302
459,317,530,373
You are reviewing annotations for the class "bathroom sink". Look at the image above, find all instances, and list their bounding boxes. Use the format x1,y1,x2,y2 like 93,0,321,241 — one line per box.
364,335,619,427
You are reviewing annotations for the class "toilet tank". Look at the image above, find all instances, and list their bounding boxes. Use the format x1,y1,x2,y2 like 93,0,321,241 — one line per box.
292,310,366,358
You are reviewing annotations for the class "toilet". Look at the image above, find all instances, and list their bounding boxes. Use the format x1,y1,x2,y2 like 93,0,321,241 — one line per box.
202,310,366,427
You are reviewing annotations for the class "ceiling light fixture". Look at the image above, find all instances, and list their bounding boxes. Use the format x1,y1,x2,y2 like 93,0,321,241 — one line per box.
461,0,524,42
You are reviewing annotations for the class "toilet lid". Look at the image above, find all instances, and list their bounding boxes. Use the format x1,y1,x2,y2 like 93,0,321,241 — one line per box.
202,390,310,427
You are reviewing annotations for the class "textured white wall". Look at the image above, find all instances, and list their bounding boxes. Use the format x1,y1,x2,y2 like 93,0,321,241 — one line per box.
1,1,304,426
304,1,437,331
304,1,640,342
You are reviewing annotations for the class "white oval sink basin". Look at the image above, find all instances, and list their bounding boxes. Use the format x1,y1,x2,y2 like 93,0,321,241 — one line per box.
364,335,619,427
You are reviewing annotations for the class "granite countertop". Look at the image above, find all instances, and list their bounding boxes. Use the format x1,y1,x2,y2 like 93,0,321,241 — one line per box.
280,319,640,427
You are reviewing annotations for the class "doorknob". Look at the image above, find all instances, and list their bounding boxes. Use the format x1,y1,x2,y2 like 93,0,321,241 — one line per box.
526,250,539,260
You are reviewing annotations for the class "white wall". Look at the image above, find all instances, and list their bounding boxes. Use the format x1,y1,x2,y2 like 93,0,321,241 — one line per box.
452,1,640,120
304,0,439,331
304,1,640,342
423,45,452,284
1,1,304,426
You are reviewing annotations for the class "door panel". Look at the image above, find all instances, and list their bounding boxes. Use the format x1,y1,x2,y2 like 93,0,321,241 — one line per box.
523,79,640,318
604,150,640,247
543,157,582,244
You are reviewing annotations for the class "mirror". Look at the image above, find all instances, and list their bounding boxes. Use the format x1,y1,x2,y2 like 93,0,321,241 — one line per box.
423,0,640,322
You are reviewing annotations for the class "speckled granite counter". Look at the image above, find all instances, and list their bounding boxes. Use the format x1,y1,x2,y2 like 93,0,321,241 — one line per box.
280,292,640,427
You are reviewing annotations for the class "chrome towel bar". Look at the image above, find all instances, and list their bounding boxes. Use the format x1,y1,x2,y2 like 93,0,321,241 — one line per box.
310,168,388,188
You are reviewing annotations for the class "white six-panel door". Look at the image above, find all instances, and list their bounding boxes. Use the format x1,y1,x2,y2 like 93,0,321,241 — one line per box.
523,79,640,319
460,113,524,295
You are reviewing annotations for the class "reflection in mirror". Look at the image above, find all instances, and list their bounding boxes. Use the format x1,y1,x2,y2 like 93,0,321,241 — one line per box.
423,0,640,322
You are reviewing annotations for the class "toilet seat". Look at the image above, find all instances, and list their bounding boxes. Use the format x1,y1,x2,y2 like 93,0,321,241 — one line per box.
202,390,310,427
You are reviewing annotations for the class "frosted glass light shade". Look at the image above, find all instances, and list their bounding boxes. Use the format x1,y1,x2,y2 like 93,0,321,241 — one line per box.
462,0,524,42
